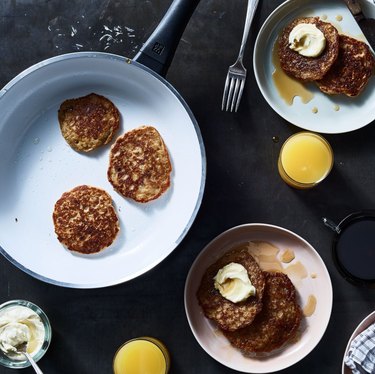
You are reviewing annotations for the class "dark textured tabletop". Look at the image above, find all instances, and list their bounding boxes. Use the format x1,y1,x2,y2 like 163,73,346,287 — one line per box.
1,0,375,373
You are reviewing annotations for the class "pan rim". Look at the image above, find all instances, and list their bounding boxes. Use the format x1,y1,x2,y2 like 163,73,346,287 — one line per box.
0,51,206,288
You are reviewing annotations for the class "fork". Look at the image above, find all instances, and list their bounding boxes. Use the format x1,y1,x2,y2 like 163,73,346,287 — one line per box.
221,0,259,112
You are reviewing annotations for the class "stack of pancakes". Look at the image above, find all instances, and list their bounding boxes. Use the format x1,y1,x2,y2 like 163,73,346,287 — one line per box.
278,17,375,97
197,247,302,355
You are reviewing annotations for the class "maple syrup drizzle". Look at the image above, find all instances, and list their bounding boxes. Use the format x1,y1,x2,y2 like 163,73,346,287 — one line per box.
280,249,295,263
303,295,317,317
245,242,317,317
272,41,314,105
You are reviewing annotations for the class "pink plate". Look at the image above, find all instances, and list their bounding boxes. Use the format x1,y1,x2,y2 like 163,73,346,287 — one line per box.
184,223,333,373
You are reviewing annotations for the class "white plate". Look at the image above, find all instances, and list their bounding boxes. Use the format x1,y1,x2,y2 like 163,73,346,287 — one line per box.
253,0,375,134
0,53,206,288
184,224,333,373
342,310,375,374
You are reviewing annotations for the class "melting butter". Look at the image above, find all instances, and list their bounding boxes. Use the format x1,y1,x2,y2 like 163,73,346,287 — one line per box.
214,262,256,303
289,23,326,57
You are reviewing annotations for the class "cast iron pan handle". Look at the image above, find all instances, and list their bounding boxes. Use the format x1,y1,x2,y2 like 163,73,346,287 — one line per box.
133,0,200,77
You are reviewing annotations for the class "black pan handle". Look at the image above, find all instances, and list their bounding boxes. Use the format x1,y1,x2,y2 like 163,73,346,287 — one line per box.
133,0,200,77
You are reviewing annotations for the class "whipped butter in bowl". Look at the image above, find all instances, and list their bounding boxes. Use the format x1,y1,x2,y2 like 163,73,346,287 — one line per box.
0,300,51,369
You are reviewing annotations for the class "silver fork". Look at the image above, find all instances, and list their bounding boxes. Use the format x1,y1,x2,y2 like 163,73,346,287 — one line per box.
221,0,259,112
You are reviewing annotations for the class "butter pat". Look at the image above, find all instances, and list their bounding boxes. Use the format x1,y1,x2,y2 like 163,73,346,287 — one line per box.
214,262,256,303
288,23,326,57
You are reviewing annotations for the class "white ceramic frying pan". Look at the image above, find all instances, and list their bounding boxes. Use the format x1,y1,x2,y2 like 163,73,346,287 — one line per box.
0,0,206,288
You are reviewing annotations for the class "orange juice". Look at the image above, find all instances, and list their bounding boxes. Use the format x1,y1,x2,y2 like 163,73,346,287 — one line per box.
113,337,169,374
278,132,333,189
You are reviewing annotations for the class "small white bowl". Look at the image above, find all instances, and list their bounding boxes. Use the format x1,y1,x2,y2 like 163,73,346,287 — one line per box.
0,300,52,369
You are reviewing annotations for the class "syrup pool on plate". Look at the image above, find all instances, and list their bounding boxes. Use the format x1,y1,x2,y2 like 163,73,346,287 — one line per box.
272,41,314,105
278,132,333,189
113,337,170,374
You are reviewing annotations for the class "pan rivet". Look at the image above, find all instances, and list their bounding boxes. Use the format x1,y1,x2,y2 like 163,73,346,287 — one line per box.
126,59,131,64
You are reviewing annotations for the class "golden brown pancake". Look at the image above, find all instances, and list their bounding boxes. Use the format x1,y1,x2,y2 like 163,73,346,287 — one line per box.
316,35,375,96
107,126,172,203
53,185,119,254
197,247,266,332
278,17,339,81
224,271,302,354
58,93,120,152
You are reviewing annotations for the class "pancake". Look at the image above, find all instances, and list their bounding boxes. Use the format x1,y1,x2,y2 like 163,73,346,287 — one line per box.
197,247,266,332
278,17,339,81
58,93,120,152
53,185,120,254
224,271,302,354
316,35,375,96
107,126,172,203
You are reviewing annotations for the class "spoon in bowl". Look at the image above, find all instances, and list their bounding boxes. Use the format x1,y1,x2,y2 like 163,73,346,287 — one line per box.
15,343,43,374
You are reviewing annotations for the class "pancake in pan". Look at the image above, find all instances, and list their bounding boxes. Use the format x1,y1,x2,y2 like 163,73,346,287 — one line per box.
224,271,302,354
58,93,120,152
278,17,339,81
197,247,266,332
53,185,120,254
316,35,375,97
107,126,172,203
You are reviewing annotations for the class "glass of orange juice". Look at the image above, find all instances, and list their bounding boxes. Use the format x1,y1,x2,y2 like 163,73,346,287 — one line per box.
113,337,170,374
278,132,333,189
